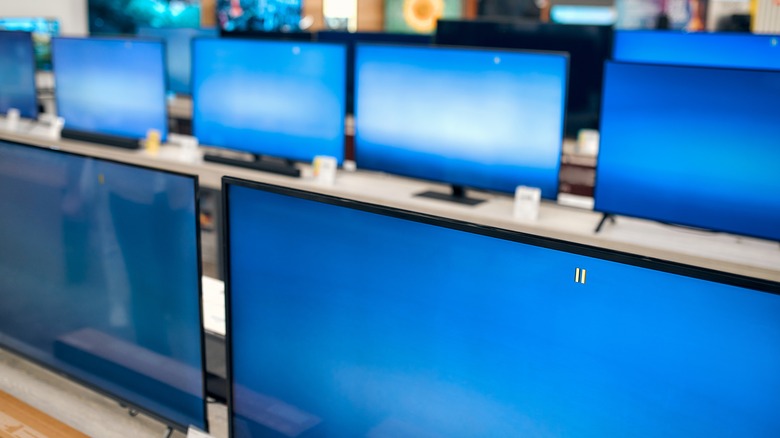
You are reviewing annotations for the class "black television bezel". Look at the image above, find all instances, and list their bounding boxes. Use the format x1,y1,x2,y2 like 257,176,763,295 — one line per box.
221,175,780,438
435,18,613,138
190,36,347,165
352,42,570,201
0,138,209,433
0,30,39,120
593,60,780,243
51,36,170,146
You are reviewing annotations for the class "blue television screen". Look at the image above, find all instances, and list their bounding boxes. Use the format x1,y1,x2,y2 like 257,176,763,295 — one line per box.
596,61,780,241
53,37,168,141
354,45,567,199
0,31,38,119
225,179,780,437
0,140,206,430
137,27,218,95
192,38,346,163
613,30,780,71
0,17,59,70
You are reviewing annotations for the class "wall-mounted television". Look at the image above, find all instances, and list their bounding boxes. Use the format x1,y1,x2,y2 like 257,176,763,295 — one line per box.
596,61,780,241
192,38,346,175
88,0,202,35
136,26,219,95
217,0,303,35
613,30,780,71
354,44,567,204
0,17,59,71
0,31,38,119
224,178,780,437
0,140,207,432
52,37,168,148
435,18,613,137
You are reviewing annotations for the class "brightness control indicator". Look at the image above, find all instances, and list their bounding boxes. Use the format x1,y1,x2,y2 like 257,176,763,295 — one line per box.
574,268,587,284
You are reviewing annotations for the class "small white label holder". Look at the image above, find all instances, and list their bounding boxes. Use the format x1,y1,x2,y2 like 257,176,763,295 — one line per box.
514,185,541,221
313,155,338,186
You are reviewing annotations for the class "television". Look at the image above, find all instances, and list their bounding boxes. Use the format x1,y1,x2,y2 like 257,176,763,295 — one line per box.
52,37,168,149
0,17,59,71
224,177,780,437
0,31,38,120
613,30,780,71
217,0,303,34
192,38,346,175
0,140,207,432
136,26,219,95
88,0,202,35
435,19,613,137
595,61,780,241
354,44,567,204
315,31,433,114
550,5,617,25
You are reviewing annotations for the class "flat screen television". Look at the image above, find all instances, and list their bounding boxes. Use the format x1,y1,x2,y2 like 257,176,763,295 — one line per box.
52,37,168,149
217,0,303,34
0,17,59,71
192,38,346,175
0,140,207,432
613,30,780,71
224,177,780,437
354,44,567,204
315,31,433,114
88,0,202,35
435,19,613,137
595,61,780,242
0,31,38,119
136,26,219,95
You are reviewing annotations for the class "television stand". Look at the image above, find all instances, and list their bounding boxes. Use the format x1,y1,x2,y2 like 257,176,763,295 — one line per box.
594,213,616,233
203,153,301,177
416,185,485,206
60,129,140,150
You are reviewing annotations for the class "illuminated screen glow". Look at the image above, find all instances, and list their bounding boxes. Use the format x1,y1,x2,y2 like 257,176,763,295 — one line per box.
613,31,780,71
192,38,346,163
0,31,38,119
0,140,205,430
53,37,168,140
596,61,780,241
137,27,218,95
355,45,567,198
227,180,780,437
0,18,59,70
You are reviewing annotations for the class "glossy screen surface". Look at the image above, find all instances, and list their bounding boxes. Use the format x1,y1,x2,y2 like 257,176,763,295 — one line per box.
136,27,218,95
0,31,37,118
227,181,780,437
355,45,567,198
193,39,346,163
613,31,780,71
53,38,168,140
596,62,780,241
0,141,205,430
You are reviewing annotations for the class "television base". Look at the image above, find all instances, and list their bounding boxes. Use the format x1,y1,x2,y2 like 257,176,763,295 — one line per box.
594,213,616,233
415,185,485,206
203,153,301,178
61,129,140,150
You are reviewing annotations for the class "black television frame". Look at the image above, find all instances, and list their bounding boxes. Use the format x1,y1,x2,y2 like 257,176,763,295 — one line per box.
51,36,170,150
0,30,39,120
221,176,780,438
352,42,570,205
592,60,780,242
0,139,209,434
